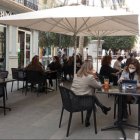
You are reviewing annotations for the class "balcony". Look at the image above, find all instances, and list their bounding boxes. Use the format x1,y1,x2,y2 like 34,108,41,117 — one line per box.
13,0,38,11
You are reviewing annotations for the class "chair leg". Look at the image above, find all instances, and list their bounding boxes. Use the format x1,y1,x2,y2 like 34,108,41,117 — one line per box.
128,104,131,115
81,111,84,124
17,81,19,90
37,84,40,97
93,106,97,134
3,93,6,115
11,81,14,92
5,85,8,100
59,107,64,128
22,81,25,93
114,96,117,119
46,81,48,94
114,95,118,119
25,82,28,96
66,112,73,137
1,87,11,115
56,79,57,90
114,104,116,119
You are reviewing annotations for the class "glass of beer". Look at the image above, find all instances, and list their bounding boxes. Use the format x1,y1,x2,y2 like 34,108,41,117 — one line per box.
103,78,109,91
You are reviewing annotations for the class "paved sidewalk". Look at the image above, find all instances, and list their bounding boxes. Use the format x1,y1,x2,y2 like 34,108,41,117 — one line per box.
0,81,139,139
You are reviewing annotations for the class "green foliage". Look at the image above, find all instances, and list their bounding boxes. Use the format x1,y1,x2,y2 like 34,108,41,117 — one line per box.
90,35,137,52
84,37,89,47
38,31,89,48
38,32,47,48
102,36,137,51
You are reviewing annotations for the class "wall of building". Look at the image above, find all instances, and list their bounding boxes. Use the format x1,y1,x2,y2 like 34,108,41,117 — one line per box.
0,0,39,75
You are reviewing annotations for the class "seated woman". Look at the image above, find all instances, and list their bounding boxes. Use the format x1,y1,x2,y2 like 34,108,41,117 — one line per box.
25,55,45,92
118,59,140,120
47,56,62,87
71,60,111,127
100,55,120,85
25,55,45,73
113,56,123,71
63,56,74,81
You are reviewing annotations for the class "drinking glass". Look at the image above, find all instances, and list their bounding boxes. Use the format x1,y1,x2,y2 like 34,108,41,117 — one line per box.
104,78,109,91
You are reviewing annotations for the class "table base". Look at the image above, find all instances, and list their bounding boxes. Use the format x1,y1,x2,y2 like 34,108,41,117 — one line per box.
101,121,140,140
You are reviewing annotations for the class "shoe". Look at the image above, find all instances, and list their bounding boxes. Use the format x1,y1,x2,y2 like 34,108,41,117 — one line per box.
122,117,128,122
85,121,90,127
102,107,111,115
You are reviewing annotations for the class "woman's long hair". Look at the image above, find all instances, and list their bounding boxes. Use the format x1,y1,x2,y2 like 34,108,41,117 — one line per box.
101,55,112,66
31,55,39,65
77,60,93,77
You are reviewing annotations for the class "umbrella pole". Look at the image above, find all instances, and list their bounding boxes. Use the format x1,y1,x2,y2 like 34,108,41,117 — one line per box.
97,37,100,73
73,35,77,76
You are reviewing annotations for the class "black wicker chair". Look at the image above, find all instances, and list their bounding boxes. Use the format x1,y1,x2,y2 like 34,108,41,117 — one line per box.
11,68,26,92
0,70,9,99
25,70,47,96
0,83,11,115
0,70,8,79
59,85,97,137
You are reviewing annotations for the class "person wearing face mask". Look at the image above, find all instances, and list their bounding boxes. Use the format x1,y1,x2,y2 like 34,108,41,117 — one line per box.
118,60,140,84
118,60,140,121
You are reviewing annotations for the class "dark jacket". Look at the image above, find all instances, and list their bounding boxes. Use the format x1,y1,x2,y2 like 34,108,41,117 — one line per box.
99,65,119,83
48,62,62,71
25,62,45,74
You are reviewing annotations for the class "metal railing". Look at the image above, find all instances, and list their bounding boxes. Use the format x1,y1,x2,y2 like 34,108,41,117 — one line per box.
13,0,38,11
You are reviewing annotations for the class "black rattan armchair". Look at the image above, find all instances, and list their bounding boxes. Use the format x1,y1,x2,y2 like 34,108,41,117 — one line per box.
0,70,8,79
25,70,47,96
59,85,97,137
0,83,11,115
11,68,26,92
0,70,8,99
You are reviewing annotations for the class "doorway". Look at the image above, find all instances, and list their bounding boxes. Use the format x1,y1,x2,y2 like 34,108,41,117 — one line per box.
18,30,32,68
0,27,6,70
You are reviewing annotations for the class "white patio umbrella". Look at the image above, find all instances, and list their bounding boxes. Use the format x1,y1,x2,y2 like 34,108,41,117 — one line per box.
0,5,139,74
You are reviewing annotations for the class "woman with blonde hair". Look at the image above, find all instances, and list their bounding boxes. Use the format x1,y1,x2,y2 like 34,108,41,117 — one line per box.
71,60,111,127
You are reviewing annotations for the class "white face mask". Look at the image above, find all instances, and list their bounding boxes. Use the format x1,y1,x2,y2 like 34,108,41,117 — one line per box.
129,68,136,73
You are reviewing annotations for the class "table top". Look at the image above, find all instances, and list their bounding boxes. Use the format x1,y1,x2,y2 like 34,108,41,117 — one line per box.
96,86,140,96
45,70,57,73
0,78,16,84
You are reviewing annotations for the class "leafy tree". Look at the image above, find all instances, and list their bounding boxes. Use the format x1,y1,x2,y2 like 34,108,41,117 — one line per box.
90,35,137,53
102,36,137,51
38,32,47,48
39,31,89,48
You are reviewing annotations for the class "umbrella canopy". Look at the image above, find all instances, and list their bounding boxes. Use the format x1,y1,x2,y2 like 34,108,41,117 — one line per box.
0,5,139,74
0,5,139,36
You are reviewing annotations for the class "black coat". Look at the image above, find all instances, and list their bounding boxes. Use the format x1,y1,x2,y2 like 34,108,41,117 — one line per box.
99,65,119,83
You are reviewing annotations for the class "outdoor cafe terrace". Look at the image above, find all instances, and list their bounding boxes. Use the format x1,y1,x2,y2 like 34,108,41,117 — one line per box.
0,80,139,140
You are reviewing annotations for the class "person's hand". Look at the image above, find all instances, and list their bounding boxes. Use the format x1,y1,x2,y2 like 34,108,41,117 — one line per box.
118,77,125,83
111,73,117,76
123,66,128,71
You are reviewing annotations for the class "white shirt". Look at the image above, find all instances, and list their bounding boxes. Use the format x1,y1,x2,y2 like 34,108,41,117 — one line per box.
71,74,101,95
113,60,122,71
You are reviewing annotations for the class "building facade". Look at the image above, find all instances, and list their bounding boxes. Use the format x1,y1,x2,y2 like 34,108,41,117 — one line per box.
0,0,39,74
